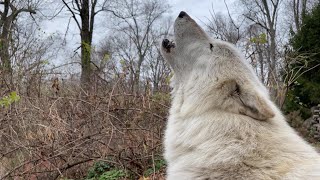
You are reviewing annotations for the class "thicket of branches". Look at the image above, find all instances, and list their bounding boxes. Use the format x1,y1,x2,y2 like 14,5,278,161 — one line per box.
0,0,172,179
0,80,169,179
1,0,320,179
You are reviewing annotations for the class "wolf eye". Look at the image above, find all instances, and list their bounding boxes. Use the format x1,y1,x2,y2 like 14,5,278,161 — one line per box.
210,43,213,51
234,84,241,96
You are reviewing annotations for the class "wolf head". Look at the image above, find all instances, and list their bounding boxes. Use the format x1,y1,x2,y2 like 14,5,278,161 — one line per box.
161,11,275,121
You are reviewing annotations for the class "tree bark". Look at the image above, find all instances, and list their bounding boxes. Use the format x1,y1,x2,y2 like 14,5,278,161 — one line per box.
61,0,100,91
79,0,93,88
293,0,301,31
257,45,265,83
261,0,279,100
0,19,13,82
0,0,36,90
133,55,144,93
268,28,277,99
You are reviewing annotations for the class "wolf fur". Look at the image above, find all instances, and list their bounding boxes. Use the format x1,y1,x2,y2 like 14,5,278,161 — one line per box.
160,11,320,180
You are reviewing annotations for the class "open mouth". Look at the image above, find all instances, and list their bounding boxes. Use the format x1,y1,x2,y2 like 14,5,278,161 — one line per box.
162,39,175,53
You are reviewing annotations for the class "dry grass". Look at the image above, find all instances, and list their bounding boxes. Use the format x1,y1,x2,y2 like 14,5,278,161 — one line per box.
0,79,170,179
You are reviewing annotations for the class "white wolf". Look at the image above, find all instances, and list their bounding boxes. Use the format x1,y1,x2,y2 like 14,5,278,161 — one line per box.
160,11,320,180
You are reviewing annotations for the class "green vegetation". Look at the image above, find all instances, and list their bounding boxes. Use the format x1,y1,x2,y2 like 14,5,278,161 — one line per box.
0,91,20,108
86,161,126,180
285,3,320,119
143,159,166,177
250,33,267,44
84,159,166,180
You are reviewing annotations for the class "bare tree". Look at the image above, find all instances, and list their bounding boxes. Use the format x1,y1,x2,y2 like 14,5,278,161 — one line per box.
285,0,318,32
293,0,308,31
240,0,281,99
0,0,37,89
243,24,270,83
13,23,61,96
205,2,245,45
61,0,109,89
107,33,137,91
145,44,170,93
145,17,172,93
105,0,169,93
205,1,270,82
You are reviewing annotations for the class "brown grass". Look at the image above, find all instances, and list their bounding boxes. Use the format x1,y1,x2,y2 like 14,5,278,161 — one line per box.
0,79,170,179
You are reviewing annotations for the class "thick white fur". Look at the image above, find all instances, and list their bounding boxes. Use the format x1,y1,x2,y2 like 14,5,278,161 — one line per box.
161,12,320,180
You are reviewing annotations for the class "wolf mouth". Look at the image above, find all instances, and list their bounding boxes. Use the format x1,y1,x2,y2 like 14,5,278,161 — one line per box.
162,39,175,53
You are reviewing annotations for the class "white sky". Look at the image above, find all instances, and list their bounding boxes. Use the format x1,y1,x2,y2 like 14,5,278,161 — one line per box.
39,0,234,66
42,0,233,42
170,0,229,21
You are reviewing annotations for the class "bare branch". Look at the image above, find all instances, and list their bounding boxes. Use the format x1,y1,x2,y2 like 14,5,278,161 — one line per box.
62,0,81,30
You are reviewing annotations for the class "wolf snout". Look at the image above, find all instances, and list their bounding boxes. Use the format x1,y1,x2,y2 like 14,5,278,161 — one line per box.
162,39,175,53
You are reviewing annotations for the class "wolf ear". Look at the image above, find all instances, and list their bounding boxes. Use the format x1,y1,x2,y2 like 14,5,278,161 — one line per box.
223,80,275,120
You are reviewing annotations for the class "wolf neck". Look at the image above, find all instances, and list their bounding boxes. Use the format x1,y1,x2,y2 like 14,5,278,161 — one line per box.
170,82,221,119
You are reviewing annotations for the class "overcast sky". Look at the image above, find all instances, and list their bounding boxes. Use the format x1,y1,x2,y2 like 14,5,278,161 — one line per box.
43,0,233,41
170,0,230,20
40,0,234,66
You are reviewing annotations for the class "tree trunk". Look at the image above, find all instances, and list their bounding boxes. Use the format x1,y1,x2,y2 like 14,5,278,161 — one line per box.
0,4,13,90
0,29,13,89
80,0,93,90
0,0,36,91
301,0,308,21
268,28,277,99
133,55,144,94
293,0,301,31
257,45,264,83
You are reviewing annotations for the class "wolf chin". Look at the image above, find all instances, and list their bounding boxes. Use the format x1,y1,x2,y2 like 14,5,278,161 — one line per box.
160,11,320,180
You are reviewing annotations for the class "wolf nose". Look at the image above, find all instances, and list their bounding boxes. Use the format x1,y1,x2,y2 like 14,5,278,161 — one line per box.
162,39,170,48
178,11,187,18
